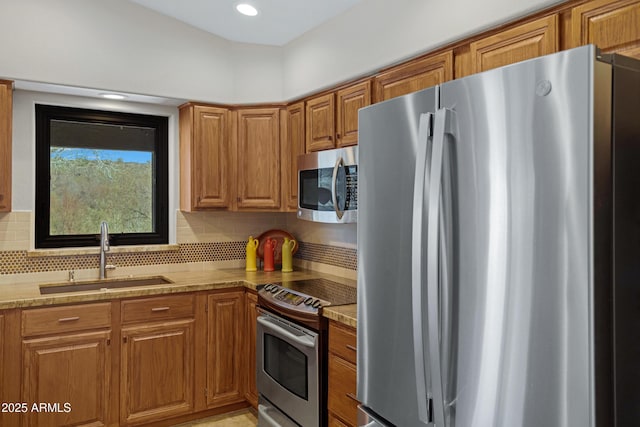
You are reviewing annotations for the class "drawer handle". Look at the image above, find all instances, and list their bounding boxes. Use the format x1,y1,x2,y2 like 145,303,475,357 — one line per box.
151,306,170,312
346,392,358,402
346,344,357,352
58,316,80,323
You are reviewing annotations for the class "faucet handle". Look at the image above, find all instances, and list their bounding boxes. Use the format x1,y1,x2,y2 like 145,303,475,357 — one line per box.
105,264,116,271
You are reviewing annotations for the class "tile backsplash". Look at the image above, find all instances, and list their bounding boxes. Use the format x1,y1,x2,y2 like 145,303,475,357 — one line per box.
0,211,358,277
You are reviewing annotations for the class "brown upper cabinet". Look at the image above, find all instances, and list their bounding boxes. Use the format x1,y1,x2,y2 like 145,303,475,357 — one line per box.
306,92,335,152
179,104,230,211
0,80,12,212
234,108,281,210
373,51,453,102
283,102,305,211
469,14,559,74
305,81,371,153
336,81,371,148
571,0,640,59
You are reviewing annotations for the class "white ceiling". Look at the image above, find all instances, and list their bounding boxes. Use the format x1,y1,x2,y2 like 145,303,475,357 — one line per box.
128,0,365,47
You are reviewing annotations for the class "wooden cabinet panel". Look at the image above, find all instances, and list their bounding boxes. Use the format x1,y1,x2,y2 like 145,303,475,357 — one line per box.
336,81,371,148
329,413,352,427
283,102,305,210
235,108,281,210
22,302,111,337
327,353,358,427
121,319,195,425
470,15,559,74
206,290,245,408
179,104,230,210
571,0,640,59
306,93,336,152
121,294,195,324
328,321,357,365
22,330,112,427
374,51,453,102
244,291,259,408
0,80,12,212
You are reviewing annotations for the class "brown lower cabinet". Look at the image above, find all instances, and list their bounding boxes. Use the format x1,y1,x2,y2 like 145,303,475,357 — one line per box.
244,291,259,407
3,289,257,427
120,294,196,425
327,320,359,427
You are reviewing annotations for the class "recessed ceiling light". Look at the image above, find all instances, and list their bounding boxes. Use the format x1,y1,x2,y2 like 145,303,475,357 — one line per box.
99,93,127,100
236,3,258,16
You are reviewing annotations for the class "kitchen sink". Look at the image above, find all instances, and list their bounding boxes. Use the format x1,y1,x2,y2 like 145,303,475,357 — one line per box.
39,276,173,295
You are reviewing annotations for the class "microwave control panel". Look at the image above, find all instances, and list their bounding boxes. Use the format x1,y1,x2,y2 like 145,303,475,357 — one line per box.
345,166,358,210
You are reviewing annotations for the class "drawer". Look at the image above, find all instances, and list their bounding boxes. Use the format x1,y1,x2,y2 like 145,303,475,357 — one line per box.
121,294,195,324
328,353,358,427
22,302,111,337
329,412,353,427
328,321,357,364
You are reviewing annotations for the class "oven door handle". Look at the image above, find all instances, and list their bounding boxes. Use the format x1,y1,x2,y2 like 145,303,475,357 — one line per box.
257,315,316,349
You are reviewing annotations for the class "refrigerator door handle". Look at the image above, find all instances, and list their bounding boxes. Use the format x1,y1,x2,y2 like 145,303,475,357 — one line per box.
332,156,345,219
411,112,434,424
427,107,456,426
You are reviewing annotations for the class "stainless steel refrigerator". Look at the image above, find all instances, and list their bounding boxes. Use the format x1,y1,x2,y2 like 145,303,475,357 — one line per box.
357,45,640,427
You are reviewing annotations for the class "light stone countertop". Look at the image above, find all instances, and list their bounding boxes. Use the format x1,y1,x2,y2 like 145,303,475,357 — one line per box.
0,268,348,309
323,304,357,328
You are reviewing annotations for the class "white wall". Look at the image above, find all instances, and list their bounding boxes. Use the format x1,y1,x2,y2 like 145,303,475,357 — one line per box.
282,0,565,98
11,90,181,244
0,0,565,104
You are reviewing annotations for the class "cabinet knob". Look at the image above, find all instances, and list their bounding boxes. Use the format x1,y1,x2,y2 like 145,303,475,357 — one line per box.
336,133,341,139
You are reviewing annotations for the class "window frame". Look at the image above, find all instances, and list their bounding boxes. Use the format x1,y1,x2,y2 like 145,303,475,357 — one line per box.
35,104,169,248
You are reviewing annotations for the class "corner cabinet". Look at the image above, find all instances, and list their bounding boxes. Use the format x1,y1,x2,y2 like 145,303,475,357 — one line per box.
469,14,559,74
206,290,245,408
571,0,640,59
120,295,196,426
234,108,282,210
179,104,230,210
0,80,12,212
20,303,114,427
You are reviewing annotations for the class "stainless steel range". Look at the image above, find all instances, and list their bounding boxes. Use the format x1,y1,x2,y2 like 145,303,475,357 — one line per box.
256,278,357,427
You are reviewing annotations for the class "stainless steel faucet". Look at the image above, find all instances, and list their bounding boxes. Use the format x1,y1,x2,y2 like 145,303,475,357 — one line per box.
99,221,115,279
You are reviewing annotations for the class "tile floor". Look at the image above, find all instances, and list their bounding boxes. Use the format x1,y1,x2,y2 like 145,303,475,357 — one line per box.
171,409,257,427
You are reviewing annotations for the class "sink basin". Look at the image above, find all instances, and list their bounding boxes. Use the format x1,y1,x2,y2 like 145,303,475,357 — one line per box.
39,276,173,295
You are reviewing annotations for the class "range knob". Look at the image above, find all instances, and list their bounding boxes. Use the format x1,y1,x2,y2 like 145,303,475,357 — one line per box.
270,286,279,293
312,299,322,308
264,284,272,291
304,297,314,306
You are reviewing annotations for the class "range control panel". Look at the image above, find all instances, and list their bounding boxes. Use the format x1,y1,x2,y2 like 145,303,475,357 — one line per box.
258,283,331,315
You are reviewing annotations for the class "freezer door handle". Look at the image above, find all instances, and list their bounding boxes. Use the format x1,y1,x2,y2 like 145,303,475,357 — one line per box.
411,112,434,424
427,107,456,426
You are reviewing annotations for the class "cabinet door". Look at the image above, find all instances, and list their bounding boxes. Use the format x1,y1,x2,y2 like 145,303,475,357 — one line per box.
179,105,230,210
571,0,640,59
283,102,305,210
206,291,245,408
336,81,371,148
0,80,12,212
244,291,259,407
22,330,112,427
374,51,453,102
306,93,336,152
235,108,281,210
327,353,358,427
121,319,195,425
469,15,559,74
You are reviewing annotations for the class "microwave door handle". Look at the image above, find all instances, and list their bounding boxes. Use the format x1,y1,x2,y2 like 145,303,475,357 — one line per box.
332,156,345,219
257,315,316,349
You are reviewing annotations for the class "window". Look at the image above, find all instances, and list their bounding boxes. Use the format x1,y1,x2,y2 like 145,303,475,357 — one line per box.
35,104,168,248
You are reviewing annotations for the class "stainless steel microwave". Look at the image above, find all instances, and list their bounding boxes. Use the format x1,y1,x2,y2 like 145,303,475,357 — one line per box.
297,146,358,223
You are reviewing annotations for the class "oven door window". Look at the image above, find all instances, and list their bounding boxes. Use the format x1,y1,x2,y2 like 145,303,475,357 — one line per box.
264,333,308,400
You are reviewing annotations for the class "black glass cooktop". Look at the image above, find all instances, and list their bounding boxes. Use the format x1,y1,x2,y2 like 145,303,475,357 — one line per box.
268,278,357,306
